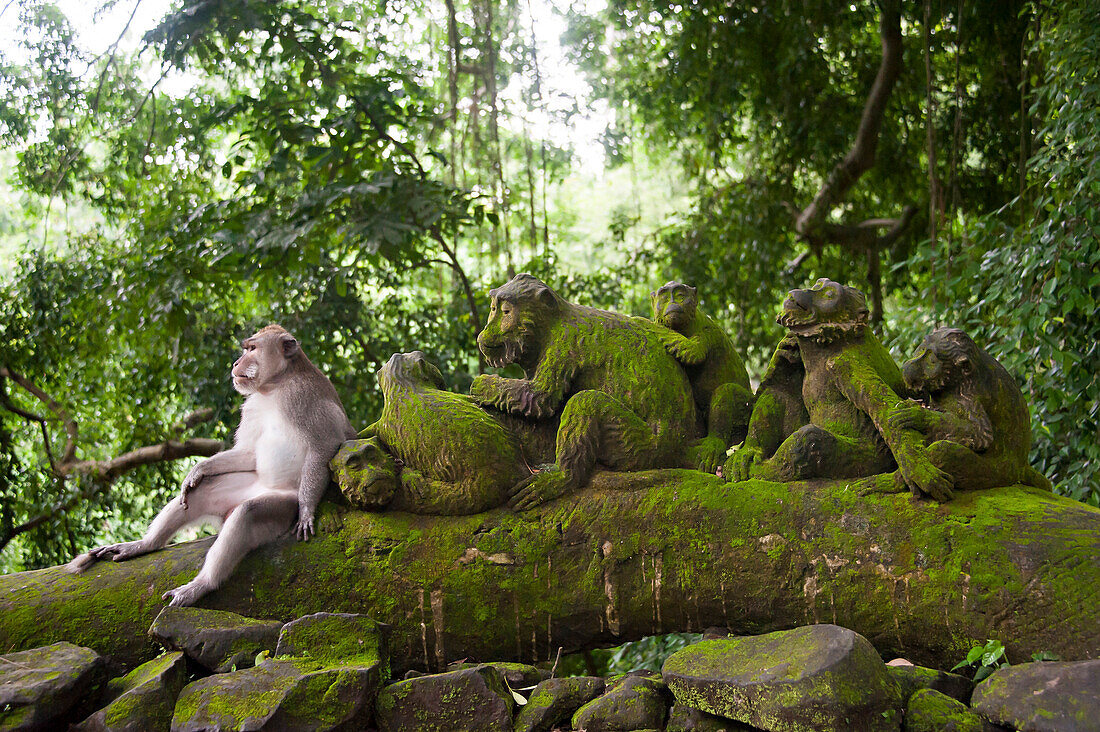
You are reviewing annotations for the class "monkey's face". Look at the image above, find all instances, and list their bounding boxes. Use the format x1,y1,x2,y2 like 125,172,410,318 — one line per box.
330,437,398,510
650,282,698,333
777,279,869,340
902,328,974,394
378,351,447,391
478,296,538,370
232,325,298,395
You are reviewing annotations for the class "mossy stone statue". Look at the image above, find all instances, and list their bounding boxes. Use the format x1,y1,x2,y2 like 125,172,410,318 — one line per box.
347,351,531,515
649,281,755,473
886,327,1052,493
735,278,953,501
724,335,808,482
470,274,697,509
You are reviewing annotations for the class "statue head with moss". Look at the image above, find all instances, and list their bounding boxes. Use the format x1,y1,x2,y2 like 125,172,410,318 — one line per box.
777,278,870,343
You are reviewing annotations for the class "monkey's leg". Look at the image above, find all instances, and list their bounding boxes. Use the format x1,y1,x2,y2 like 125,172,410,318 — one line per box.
508,390,660,510
922,440,1019,492
692,383,755,473
77,472,258,568
755,424,895,482
163,490,297,607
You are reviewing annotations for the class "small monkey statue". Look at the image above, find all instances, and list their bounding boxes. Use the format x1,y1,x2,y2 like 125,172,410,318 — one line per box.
69,324,356,606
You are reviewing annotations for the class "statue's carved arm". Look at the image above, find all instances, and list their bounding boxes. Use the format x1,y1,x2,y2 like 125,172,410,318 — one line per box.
887,399,993,452
470,358,569,421
661,329,708,365
829,352,954,500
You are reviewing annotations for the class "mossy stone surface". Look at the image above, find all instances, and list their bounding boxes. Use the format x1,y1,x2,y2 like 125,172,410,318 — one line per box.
666,704,756,732
1,477,1098,676
514,675,605,732
149,606,283,674
374,665,513,732
275,613,388,675
445,661,546,689
904,688,999,732
171,656,382,732
970,660,1100,732
0,641,107,731
571,672,671,731
75,651,188,732
887,663,973,704
662,625,902,732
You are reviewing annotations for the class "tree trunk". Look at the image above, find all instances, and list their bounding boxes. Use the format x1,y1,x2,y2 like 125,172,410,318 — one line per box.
1,472,1096,674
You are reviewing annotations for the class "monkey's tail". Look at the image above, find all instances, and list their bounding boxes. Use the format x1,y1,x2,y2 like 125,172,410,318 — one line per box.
65,552,97,574
1022,466,1053,493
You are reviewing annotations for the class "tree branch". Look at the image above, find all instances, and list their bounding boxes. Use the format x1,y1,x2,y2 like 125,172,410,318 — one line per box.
0,367,78,464
794,0,904,240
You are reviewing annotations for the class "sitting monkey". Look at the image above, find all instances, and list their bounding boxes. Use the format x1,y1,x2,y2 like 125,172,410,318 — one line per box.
649,281,755,473
354,351,532,514
69,325,356,606
744,279,953,501
723,335,808,481
886,327,1052,493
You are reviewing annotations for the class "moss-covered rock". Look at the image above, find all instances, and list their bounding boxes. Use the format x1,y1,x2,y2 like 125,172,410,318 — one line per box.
171,655,382,732
374,665,513,732
1,477,1098,675
571,672,671,731
903,688,1001,732
75,651,189,732
662,625,902,731
0,641,107,731
886,663,973,705
444,661,546,688
275,613,388,673
970,659,1100,732
149,606,283,674
666,704,757,731
513,675,605,732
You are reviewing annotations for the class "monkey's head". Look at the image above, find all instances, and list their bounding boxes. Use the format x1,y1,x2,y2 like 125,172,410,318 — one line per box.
650,281,698,332
777,279,869,342
477,273,564,371
378,351,447,392
231,324,301,395
902,327,982,395
330,437,398,510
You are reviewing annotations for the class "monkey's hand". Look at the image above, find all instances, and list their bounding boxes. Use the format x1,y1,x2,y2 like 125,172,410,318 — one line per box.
663,333,707,365
723,445,762,482
507,467,572,511
87,540,151,562
688,436,727,475
469,374,504,407
885,401,933,433
179,462,207,509
295,507,316,541
898,455,955,503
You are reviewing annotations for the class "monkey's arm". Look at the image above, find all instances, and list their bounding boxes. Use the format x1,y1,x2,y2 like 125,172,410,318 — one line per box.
470,353,572,420
660,330,708,365
830,353,954,501
358,421,380,439
294,448,333,541
180,448,257,507
887,400,993,451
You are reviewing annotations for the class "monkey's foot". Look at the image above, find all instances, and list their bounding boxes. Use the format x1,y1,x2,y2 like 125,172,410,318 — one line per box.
688,436,727,475
723,446,763,483
507,468,573,511
899,459,955,502
162,579,213,607
88,540,151,562
858,471,909,497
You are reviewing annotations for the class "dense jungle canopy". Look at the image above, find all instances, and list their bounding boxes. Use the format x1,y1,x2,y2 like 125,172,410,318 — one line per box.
0,0,1097,574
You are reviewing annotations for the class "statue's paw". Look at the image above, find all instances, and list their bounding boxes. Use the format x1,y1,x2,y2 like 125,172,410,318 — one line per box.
689,437,727,475
903,461,955,502
507,469,570,511
162,580,212,607
89,540,149,562
723,447,761,483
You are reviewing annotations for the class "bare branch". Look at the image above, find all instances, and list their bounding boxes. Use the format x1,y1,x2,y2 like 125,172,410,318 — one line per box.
794,0,904,240
0,367,78,464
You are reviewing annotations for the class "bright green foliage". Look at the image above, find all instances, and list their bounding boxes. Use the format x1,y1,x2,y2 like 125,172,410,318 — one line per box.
951,639,1009,683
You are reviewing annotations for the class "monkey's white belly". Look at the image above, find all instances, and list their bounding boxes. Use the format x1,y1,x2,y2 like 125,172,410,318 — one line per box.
254,418,306,490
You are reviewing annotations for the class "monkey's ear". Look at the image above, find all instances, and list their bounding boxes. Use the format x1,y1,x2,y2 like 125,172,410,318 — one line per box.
688,285,697,296
536,286,558,310
280,334,299,357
